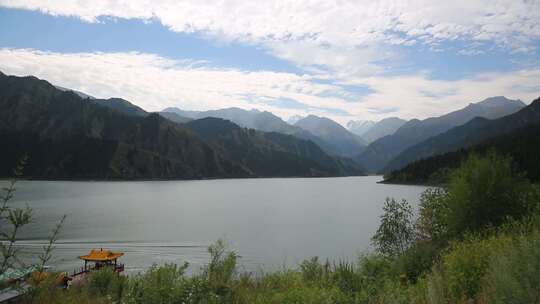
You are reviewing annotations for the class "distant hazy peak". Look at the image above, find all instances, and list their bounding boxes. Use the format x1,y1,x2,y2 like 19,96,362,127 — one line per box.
294,114,366,156
357,117,407,143
347,119,375,128
296,115,348,130
346,120,375,137
259,110,280,117
356,95,527,173
163,106,179,112
301,114,318,120
379,117,406,123
226,107,247,111
474,96,525,107
302,114,337,124
287,115,304,125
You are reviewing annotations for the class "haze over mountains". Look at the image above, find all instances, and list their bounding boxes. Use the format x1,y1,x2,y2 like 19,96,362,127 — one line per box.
347,117,407,143
355,96,526,173
286,115,304,125
384,97,540,173
163,107,298,134
162,107,367,157
347,120,375,137
294,115,366,157
161,107,409,158
163,96,526,176
384,97,540,184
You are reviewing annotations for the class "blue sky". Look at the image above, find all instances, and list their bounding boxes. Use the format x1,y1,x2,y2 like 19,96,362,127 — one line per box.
0,1,539,124
0,8,301,73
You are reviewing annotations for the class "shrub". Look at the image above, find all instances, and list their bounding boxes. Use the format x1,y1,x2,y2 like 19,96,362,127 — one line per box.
88,268,126,300
395,241,440,283
299,256,327,284
125,263,189,304
480,230,540,303
204,239,238,296
254,285,349,304
356,254,394,300
373,279,414,304
440,234,512,301
331,260,360,294
421,266,449,304
445,152,538,237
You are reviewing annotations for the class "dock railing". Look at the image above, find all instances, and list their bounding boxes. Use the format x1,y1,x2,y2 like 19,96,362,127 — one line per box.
71,263,124,278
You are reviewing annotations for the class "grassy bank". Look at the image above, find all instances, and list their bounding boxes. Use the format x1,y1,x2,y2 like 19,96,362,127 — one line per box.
27,227,540,303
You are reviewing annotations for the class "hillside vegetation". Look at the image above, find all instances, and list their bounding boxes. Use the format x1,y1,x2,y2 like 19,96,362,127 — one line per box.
383,121,540,185
0,73,363,179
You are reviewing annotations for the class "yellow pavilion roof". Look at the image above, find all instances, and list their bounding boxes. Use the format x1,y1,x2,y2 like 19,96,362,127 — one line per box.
79,249,124,262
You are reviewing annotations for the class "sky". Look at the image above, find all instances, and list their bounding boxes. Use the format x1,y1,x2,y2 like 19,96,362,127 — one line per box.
0,1,539,125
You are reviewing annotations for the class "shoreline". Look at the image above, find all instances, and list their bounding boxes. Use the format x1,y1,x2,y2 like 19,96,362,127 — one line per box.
377,179,444,187
0,173,377,183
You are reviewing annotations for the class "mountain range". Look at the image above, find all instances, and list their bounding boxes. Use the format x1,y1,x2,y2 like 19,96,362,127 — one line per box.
162,107,366,157
0,72,364,179
384,97,540,173
185,117,363,177
163,107,296,133
294,115,366,157
2,71,536,181
383,97,540,184
355,96,526,173
348,117,407,143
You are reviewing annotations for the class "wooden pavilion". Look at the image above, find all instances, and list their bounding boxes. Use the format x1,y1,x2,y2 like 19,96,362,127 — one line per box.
76,248,125,274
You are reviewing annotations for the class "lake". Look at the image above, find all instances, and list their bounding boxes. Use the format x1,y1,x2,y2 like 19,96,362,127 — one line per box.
5,176,427,274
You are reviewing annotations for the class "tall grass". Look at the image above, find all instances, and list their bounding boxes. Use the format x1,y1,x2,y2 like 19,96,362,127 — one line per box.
22,225,540,303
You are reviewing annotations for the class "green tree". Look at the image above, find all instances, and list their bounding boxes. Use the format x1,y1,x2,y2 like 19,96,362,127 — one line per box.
416,187,449,242
371,198,415,257
445,151,539,237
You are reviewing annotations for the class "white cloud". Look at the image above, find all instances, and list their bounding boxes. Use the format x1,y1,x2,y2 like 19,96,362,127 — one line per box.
347,70,540,120
1,48,539,126
0,48,358,121
1,0,539,77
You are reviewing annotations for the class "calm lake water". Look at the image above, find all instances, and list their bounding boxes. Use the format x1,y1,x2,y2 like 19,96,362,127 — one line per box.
5,176,427,274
